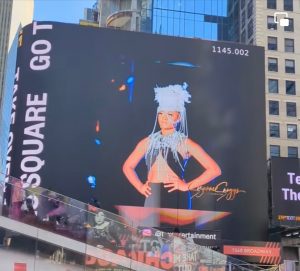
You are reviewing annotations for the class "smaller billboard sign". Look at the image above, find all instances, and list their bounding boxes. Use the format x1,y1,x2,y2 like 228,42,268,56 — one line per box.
270,158,300,225
223,241,281,265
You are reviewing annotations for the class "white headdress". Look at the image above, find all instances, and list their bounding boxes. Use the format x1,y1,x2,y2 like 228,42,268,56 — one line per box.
151,82,191,136
154,82,191,113
145,83,191,171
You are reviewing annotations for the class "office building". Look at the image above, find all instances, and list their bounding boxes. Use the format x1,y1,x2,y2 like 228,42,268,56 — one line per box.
0,0,13,114
0,0,34,174
228,0,300,156
79,1,100,27
0,0,13,176
258,0,300,159
96,0,234,41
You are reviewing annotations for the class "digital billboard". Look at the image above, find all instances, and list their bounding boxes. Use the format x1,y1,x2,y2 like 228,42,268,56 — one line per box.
270,157,300,225
6,22,267,242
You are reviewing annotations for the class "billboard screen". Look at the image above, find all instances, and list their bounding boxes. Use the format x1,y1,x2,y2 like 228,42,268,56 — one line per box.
6,22,267,241
270,157,300,225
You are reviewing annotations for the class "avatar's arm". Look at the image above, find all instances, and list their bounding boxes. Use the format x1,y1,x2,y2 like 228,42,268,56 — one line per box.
122,138,152,197
185,138,221,190
164,138,221,192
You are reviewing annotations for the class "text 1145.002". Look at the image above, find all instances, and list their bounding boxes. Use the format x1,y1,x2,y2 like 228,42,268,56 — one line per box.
212,46,249,56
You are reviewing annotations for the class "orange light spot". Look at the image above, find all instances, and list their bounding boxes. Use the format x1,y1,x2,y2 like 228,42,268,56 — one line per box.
96,121,100,133
119,84,126,91
111,79,115,83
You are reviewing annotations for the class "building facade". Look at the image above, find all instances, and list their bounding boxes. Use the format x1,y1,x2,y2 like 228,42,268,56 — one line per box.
79,2,100,27
228,0,300,158
0,0,13,114
97,0,235,41
257,0,299,159
0,0,13,176
0,0,34,175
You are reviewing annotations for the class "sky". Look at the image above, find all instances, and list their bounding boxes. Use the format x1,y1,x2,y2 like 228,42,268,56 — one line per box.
33,0,96,24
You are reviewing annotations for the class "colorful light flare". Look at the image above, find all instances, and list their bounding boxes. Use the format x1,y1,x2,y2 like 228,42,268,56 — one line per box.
127,76,134,84
119,84,126,91
95,138,101,145
87,175,96,189
95,120,100,133
167,61,199,68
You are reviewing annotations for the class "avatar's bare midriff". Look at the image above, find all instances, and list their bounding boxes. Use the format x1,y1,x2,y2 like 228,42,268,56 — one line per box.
147,149,188,184
147,153,179,183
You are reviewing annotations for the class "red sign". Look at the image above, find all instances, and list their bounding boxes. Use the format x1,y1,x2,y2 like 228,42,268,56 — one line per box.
223,243,281,264
14,263,27,271
224,245,280,257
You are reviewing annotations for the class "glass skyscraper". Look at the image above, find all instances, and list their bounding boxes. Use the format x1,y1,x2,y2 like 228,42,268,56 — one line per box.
98,0,235,42
151,0,228,40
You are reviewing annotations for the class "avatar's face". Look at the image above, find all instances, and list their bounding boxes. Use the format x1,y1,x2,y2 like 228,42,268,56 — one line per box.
95,211,105,224
158,111,180,130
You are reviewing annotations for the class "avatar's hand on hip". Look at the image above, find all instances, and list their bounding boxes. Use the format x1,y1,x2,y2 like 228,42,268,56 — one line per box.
164,177,189,192
138,182,152,197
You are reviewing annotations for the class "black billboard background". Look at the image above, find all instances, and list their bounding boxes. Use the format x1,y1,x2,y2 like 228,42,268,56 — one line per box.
8,22,267,241
270,157,300,225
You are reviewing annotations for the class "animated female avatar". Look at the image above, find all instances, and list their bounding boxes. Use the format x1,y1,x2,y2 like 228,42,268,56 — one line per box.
123,83,221,209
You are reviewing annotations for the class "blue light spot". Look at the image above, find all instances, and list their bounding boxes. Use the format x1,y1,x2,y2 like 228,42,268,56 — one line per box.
127,76,135,84
167,62,200,68
87,175,96,189
95,139,101,145
126,76,135,103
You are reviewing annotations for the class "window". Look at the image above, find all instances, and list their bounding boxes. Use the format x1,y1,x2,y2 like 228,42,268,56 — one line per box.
267,16,277,30
286,102,297,117
241,30,246,43
287,124,297,139
284,18,294,32
288,147,298,158
269,79,278,93
285,59,295,73
247,0,253,18
270,122,280,137
286,81,296,95
270,145,280,157
241,11,246,29
248,19,253,39
285,39,294,52
269,100,279,115
284,0,293,11
267,0,276,9
268,58,278,72
268,36,277,50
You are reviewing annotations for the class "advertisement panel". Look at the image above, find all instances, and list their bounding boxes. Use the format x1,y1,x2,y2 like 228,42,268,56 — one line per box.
6,22,267,242
223,241,281,265
270,157,300,225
